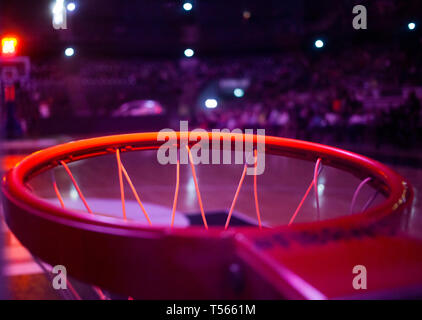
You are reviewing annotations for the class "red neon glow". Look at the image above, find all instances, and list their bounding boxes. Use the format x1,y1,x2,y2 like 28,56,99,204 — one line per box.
186,145,209,229
225,163,248,229
115,149,127,220
253,149,263,229
1,37,18,56
59,160,93,214
171,159,180,228
120,160,152,225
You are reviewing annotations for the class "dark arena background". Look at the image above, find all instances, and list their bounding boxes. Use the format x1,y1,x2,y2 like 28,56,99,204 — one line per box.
1,0,422,302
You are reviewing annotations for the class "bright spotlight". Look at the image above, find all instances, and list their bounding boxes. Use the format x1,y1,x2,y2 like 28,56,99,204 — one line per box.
315,39,324,48
233,88,244,98
64,47,74,57
67,2,76,11
184,48,194,57
183,2,193,11
408,22,416,30
1,37,18,56
52,0,66,28
205,98,218,109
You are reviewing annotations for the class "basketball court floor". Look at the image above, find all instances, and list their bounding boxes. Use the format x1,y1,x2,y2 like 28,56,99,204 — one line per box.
1,136,422,299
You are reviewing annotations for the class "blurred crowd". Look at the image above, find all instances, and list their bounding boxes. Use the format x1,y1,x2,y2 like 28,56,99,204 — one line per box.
195,90,421,148
14,44,422,147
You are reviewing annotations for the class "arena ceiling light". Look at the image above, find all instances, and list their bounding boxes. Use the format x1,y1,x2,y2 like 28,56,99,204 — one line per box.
234,88,244,98
184,48,194,58
205,98,218,109
67,2,76,12
315,39,324,48
408,22,416,30
183,2,193,11
64,47,75,57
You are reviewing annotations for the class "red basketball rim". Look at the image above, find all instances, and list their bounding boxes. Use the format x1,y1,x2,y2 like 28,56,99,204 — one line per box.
2,131,413,236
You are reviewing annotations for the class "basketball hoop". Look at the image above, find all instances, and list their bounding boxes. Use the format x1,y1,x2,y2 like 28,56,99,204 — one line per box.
1,132,414,299
0,56,30,85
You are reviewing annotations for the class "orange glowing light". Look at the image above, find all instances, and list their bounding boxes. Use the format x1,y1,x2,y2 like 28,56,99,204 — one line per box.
1,155,26,171
1,37,18,56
